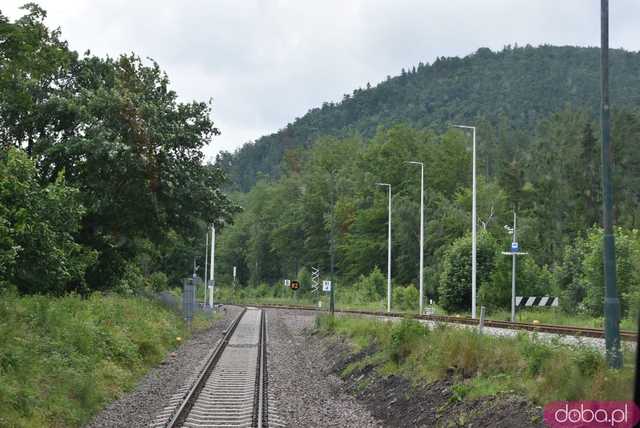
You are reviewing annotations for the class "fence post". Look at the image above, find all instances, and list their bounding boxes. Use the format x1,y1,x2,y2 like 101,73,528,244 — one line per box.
478,306,486,334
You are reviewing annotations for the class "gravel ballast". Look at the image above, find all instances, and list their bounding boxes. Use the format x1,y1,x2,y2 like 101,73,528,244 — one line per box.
85,305,242,428
266,308,382,427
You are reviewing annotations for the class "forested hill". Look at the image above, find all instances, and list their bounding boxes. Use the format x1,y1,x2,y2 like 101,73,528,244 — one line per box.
219,45,640,191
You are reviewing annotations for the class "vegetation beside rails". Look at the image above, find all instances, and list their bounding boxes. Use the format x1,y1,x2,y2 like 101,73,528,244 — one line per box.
216,285,638,332
314,315,635,405
214,286,387,312
489,308,638,331
0,291,214,428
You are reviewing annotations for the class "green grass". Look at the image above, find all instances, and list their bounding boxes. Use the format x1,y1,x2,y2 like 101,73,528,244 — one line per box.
215,286,413,313
488,308,638,331
216,285,638,331
314,315,636,405
0,291,213,428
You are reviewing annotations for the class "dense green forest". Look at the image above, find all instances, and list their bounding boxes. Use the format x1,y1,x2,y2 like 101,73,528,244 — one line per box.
1,5,640,322
219,45,640,192
217,115,640,318
216,48,640,319
0,5,237,294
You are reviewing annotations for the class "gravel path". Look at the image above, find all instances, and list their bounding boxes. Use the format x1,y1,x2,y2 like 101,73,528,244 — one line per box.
266,309,382,428
85,305,242,428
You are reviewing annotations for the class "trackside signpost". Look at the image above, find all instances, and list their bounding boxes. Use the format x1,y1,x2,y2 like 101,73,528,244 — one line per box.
311,267,320,293
502,211,527,322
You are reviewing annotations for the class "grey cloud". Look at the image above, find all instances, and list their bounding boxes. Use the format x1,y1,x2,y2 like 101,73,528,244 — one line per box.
3,0,639,158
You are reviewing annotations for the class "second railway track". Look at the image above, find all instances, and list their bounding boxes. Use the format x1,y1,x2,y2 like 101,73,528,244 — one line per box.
164,307,277,428
232,302,637,342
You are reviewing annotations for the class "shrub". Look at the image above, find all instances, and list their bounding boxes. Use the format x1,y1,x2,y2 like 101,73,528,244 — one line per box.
147,272,169,292
298,267,312,294
0,148,96,294
339,267,386,305
573,347,605,378
389,320,427,363
255,283,271,298
393,285,419,311
354,267,385,302
114,263,145,294
520,340,553,376
480,257,553,311
553,227,640,317
314,314,337,333
438,231,498,312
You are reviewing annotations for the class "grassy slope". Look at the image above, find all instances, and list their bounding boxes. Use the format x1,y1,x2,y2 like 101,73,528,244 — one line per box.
0,292,207,428
315,315,635,405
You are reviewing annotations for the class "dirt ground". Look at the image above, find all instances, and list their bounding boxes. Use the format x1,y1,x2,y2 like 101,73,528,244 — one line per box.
310,328,545,428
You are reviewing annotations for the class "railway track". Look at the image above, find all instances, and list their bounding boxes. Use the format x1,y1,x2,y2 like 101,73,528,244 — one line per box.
155,307,281,428
234,302,637,342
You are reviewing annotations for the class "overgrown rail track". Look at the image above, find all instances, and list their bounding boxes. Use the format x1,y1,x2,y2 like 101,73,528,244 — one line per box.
158,307,272,428
236,303,637,342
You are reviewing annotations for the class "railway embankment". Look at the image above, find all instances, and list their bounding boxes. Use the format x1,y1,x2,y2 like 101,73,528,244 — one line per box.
311,314,635,427
0,291,229,428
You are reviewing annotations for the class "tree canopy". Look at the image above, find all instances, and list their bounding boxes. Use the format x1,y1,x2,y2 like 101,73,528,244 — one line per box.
220,45,640,192
0,5,238,293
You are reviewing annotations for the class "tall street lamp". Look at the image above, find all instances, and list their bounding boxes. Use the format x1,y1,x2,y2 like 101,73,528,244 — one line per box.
204,229,209,306
210,224,215,308
406,161,425,314
451,124,477,319
376,182,392,313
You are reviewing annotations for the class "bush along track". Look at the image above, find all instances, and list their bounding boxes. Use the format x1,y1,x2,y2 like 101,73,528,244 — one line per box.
0,292,214,428
312,315,635,427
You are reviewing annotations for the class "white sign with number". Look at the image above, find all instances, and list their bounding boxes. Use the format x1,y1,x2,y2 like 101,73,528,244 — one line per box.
322,280,332,292
284,279,291,287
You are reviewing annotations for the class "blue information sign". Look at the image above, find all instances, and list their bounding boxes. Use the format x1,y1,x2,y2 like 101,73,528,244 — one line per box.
511,242,519,252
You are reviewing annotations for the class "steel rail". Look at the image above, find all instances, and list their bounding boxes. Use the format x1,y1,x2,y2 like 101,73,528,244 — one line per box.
236,302,637,342
256,309,266,428
167,307,246,428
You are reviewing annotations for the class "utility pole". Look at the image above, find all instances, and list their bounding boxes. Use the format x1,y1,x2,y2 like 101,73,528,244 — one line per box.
407,161,425,314
452,124,477,318
329,175,336,315
233,266,237,288
204,229,208,306
600,0,622,368
511,212,517,322
376,183,392,312
210,224,215,308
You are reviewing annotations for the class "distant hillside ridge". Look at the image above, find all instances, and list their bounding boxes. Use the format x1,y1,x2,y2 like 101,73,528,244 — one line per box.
218,45,640,191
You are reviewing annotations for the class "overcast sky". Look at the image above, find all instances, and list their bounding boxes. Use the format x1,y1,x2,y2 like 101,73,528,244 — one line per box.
3,1,639,160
